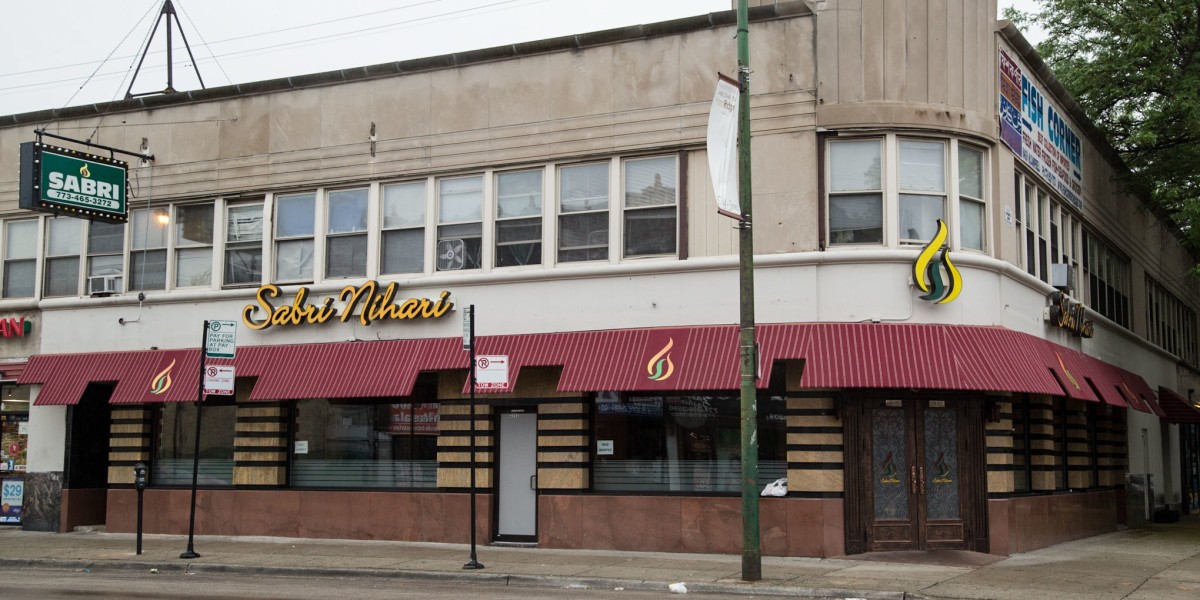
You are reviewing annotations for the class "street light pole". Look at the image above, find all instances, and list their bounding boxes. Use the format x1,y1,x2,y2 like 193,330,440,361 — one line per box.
735,0,762,582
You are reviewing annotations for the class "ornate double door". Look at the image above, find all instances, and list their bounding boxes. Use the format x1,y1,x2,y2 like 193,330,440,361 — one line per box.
848,397,987,553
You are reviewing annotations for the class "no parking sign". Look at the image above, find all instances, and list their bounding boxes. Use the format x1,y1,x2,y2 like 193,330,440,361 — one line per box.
474,355,509,390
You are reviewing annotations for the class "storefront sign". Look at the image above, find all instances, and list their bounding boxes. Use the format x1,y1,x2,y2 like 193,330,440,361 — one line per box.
912,220,962,304
1046,291,1094,338
999,48,1084,209
242,281,454,331
0,478,21,523
19,142,129,222
0,317,29,338
597,440,614,456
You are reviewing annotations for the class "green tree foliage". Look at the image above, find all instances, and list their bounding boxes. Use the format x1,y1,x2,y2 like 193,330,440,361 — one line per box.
1007,1,1200,255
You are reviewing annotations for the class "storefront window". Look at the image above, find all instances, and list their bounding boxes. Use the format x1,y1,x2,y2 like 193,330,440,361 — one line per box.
153,401,236,486
291,399,438,489
593,393,786,493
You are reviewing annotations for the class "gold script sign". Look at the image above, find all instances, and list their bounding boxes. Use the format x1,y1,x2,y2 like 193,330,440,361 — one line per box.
242,281,453,331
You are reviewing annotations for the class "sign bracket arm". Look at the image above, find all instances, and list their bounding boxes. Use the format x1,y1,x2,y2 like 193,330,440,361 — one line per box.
35,129,155,162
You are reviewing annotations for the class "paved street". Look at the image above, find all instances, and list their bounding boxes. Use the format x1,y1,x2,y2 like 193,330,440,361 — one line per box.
0,568,721,600
0,517,1198,599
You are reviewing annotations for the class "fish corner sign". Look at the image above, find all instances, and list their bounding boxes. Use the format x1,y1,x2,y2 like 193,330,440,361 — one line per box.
19,142,129,223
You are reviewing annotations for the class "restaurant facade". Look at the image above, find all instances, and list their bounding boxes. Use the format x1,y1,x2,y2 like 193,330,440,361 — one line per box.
1,0,1199,557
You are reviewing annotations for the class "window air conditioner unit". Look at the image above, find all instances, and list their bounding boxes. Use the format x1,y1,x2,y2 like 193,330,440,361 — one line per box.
88,275,121,297
1050,263,1074,292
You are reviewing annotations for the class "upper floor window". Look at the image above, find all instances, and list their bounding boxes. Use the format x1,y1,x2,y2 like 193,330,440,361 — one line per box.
1014,171,1078,289
44,217,82,297
130,207,169,291
437,176,483,271
827,135,986,250
495,169,543,268
175,203,213,288
87,221,125,292
1146,277,1197,365
4,220,38,299
1082,230,1130,328
558,162,610,262
898,139,946,244
958,146,985,251
275,192,315,282
225,202,263,287
381,181,425,275
828,139,883,245
623,156,678,257
326,188,368,278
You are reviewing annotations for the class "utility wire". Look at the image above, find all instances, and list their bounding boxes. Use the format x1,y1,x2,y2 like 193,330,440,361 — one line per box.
58,0,160,113
174,0,232,87
0,0,452,80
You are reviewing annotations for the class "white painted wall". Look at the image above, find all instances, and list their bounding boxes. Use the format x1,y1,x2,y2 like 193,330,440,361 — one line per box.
26,391,65,473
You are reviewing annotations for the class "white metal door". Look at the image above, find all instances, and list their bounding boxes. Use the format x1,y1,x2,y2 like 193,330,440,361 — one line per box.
498,411,537,539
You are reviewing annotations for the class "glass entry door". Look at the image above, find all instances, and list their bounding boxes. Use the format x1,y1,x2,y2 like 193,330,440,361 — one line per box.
867,399,967,551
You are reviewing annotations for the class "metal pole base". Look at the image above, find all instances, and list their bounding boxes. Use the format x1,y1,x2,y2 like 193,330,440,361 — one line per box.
180,550,201,559
462,559,485,570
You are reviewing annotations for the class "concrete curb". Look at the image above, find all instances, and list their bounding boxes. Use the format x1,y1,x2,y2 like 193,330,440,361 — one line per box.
0,557,913,599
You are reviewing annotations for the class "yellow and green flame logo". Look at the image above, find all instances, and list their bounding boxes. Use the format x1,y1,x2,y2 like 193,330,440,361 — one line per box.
646,338,675,382
913,219,962,304
150,359,175,395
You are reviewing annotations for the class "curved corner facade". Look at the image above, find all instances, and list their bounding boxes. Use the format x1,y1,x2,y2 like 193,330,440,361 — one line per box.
0,0,1197,557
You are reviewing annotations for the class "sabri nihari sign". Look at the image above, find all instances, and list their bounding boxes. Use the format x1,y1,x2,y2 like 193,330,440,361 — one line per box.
242,281,454,331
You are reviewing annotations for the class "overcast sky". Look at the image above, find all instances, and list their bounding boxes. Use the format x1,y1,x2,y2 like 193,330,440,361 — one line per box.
0,0,1043,118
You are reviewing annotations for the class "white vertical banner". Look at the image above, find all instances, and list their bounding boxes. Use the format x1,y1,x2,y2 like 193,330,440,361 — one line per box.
707,73,742,220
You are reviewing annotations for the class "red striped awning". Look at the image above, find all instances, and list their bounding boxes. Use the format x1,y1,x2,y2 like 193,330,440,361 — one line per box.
1155,386,1199,423
0,360,27,382
18,323,1161,414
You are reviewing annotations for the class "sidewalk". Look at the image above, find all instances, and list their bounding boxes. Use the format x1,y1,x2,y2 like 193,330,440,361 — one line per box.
1,517,1198,599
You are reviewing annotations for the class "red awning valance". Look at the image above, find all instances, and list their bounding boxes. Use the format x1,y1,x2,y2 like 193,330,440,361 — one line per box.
18,323,1160,414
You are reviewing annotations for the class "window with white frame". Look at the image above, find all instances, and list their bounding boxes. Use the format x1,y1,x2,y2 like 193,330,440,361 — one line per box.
1015,171,1079,289
958,145,985,251
275,192,315,282
1082,230,1130,328
495,169,543,268
623,156,677,257
828,139,883,245
130,207,169,291
898,139,946,244
326,188,368,278
437,176,483,271
224,202,263,286
87,221,125,292
44,217,82,297
4,220,37,298
381,181,426,275
1146,277,1198,365
175,203,213,287
827,136,987,249
558,162,610,262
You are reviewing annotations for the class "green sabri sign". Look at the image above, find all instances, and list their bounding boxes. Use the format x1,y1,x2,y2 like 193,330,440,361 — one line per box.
19,142,128,222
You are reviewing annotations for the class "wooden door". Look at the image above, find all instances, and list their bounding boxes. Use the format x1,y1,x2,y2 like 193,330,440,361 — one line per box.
863,398,969,551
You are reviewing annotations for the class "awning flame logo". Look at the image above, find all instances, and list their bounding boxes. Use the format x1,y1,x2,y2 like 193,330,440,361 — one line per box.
150,359,175,395
646,338,675,382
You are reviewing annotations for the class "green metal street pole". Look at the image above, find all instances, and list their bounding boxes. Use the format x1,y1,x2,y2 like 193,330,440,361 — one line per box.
736,0,761,583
